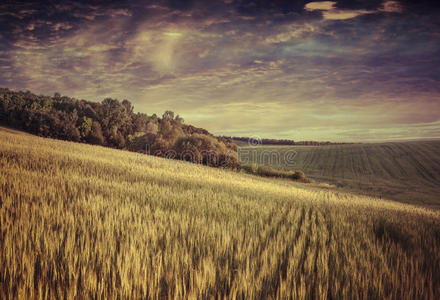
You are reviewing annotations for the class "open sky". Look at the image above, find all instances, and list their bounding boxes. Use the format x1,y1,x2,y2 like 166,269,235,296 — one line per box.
1,0,439,141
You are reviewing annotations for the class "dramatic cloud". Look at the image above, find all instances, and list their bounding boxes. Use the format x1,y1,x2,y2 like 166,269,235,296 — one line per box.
0,0,439,141
305,0,404,20
305,1,369,20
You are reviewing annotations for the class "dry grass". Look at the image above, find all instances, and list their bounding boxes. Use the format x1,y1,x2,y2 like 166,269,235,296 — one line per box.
1,129,440,299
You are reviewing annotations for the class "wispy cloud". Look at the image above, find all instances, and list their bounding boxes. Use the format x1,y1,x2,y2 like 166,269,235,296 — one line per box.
305,0,404,20
0,0,439,141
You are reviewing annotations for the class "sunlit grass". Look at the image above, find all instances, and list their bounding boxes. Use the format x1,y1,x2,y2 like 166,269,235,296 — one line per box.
1,130,440,299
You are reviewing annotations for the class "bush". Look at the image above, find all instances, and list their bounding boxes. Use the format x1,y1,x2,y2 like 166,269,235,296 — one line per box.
291,171,306,180
173,134,240,168
256,166,288,177
241,164,309,182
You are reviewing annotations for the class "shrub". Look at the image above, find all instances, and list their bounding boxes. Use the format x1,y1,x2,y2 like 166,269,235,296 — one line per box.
291,171,306,180
241,164,308,182
173,134,240,168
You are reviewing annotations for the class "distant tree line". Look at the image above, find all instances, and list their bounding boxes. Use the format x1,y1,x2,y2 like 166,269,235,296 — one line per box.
229,137,296,145
228,136,352,146
0,88,239,167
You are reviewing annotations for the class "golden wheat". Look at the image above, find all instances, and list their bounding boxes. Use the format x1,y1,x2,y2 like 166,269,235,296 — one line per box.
1,129,439,299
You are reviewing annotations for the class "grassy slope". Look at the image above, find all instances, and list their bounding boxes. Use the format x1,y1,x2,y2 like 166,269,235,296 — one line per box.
239,142,440,207
1,129,440,299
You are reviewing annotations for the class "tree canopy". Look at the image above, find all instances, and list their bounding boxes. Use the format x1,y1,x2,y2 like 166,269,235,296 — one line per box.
0,88,239,168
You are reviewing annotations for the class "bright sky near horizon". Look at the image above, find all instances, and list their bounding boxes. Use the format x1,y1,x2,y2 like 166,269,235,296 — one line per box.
1,0,439,141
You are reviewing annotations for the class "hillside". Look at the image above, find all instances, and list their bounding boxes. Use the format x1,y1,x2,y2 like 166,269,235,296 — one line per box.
1,128,440,299
0,88,238,167
239,142,440,207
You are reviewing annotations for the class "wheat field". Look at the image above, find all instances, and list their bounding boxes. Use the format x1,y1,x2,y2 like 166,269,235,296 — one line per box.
239,142,440,207
1,129,440,299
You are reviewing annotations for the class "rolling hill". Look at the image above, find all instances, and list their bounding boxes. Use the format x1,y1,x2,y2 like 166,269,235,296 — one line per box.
239,142,440,207
1,127,440,299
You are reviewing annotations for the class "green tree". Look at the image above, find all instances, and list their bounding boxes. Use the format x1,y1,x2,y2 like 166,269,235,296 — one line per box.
162,111,175,120
78,116,92,139
87,121,105,145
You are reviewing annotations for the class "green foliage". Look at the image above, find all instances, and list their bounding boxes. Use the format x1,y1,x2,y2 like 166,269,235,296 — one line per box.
291,170,306,180
0,87,239,167
242,164,309,182
162,110,175,120
231,137,350,146
87,121,105,145
78,116,92,138
132,113,149,133
173,134,240,167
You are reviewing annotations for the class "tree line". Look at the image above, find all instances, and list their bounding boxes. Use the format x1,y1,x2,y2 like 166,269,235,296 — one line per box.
0,88,239,167
229,137,296,145
229,136,352,146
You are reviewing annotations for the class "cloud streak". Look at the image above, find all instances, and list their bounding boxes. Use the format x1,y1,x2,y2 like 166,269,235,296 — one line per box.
0,0,439,141
305,0,404,20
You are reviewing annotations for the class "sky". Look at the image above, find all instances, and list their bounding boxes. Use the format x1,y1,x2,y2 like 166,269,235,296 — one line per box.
1,0,439,142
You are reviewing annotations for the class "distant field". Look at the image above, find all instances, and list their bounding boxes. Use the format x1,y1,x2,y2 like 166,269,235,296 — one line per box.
1,128,440,299
239,142,440,207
